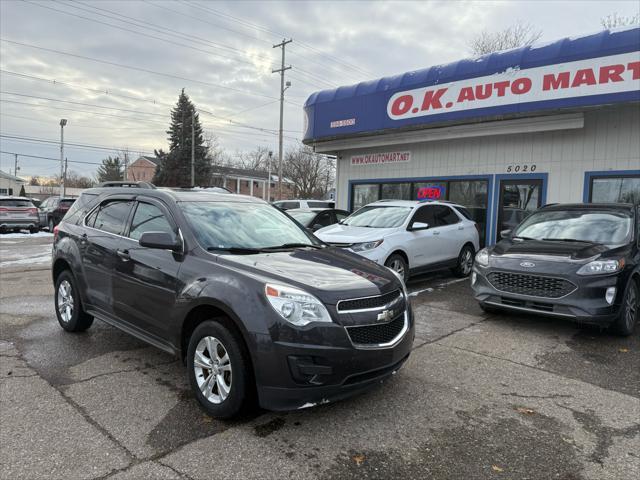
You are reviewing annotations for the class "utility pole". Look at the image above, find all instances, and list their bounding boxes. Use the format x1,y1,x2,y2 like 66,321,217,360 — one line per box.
191,110,195,188
272,38,292,200
267,150,273,201
59,119,67,199
13,153,19,178
123,151,128,181
63,157,68,196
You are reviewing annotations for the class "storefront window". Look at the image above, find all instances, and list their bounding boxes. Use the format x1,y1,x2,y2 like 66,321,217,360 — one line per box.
591,176,640,204
352,184,380,210
413,182,447,201
449,181,488,246
381,183,412,200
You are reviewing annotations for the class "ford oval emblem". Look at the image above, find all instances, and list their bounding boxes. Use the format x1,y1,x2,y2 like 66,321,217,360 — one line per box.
520,261,536,268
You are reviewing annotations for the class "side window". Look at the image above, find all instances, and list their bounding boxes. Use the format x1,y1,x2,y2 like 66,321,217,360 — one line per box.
432,205,460,226
411,206,435,226
336,211,349,222
90,200,133,235
128,202,174,241
314,212,333,227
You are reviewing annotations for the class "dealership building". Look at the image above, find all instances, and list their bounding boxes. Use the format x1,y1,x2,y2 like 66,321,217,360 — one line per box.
303,27,640,246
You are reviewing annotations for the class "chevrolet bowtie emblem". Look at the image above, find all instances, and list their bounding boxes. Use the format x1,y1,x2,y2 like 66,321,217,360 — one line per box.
377,309,395,322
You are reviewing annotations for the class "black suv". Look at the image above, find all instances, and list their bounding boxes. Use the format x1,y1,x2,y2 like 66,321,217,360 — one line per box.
472,203,639,335
51,187,414,417
39,196,76,230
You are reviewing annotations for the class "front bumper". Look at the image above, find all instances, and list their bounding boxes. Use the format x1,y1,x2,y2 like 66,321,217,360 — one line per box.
472,266,622,325
253,308,415,411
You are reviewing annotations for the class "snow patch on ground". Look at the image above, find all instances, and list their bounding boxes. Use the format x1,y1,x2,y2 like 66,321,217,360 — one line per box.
1,254,51,267
0,232,53,239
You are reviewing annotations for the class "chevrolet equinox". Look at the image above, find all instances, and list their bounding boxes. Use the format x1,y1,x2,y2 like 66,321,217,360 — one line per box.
51,186,414,418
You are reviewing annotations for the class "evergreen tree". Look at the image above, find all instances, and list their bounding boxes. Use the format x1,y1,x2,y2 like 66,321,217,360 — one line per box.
153,89,210,187
19,184,26,197
96,156,124,182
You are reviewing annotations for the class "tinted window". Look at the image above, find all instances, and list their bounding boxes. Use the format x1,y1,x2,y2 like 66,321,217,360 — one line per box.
433,205,460,226
129,203,174,241
64,193,99,224
411,206,435,226
314,212,333,228
59,199,75,208
455,206,473,220
287,210,317,226
0,199,34,207
336,211,349,222
307,201,332,208
89,200,132,235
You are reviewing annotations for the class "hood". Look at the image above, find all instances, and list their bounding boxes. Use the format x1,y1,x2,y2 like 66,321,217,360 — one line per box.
218,247,400,304
492,238,610,260
315,224,398,244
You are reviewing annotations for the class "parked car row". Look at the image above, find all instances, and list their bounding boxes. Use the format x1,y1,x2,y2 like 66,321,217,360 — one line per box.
47,183,639,421
0,196,77,234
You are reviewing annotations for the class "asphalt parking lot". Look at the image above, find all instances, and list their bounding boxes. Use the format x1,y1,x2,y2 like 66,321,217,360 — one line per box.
1,234,638,480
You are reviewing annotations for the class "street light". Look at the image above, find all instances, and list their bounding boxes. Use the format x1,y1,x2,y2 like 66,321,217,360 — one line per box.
59,119,67,198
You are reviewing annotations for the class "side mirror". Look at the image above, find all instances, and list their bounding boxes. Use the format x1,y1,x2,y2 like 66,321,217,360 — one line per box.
312,223,323,232
409,222,429,231
139,231,181,252
500,229,512,239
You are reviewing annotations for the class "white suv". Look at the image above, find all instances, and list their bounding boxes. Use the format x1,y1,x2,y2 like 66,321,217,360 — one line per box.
315,200,480,282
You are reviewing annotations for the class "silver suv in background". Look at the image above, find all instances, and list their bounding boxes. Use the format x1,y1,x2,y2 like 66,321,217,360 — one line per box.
315,200,480,282
273,199,335,210
0,196,40,233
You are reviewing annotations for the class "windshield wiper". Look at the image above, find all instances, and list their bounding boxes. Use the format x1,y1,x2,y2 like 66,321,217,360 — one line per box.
542,238,599,244
207,246,266,254
262,243,322,250
511,235,535,241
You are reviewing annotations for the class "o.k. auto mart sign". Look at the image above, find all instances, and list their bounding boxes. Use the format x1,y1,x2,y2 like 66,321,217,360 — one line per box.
387,52,639,121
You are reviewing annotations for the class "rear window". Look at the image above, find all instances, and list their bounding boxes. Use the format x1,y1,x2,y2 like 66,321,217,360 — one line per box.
59,199,75,207
307,201,333,208
64,193,99,224
455,206,473,221
0,199,34,208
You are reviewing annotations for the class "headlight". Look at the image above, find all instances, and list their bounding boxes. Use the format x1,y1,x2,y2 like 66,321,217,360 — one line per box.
265,284,332,326
475,248,489,267
576,259,624,276
351,239,383,252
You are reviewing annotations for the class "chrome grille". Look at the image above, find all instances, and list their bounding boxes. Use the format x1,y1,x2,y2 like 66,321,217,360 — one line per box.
487,271,576,299
337,289,403,312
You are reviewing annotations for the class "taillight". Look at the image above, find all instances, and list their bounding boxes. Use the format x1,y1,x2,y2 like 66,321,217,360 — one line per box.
0,207,7,216
53,225,60,241
28,208,38,215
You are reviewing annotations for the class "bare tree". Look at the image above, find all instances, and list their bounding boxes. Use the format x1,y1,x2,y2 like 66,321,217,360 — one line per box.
283,144,335,199
234,146,271,172
601,12,640,29
29,176,40,186
469,21,542,56
64,170,94,189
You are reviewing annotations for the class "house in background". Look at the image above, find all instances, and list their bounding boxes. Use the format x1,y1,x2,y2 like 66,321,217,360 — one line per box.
126,156,160,182
0,170,26,195
210,166,297,201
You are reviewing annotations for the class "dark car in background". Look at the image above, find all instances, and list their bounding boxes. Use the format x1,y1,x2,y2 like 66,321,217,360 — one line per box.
472,203,639,335
0,196,39,233
39,196,76,231
51,187,414,418
273,199,335,210
287,208,350,232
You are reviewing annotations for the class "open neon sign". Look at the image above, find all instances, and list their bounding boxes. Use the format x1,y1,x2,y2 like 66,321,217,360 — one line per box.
417,186,445,200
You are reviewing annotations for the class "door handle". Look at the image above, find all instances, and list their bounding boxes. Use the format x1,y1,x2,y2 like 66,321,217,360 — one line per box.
458,226,464,230
117,249,130,261
432,230,440,235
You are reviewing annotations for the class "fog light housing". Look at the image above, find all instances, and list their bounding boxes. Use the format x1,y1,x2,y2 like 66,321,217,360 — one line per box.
605,287,616,305
471,272,477,285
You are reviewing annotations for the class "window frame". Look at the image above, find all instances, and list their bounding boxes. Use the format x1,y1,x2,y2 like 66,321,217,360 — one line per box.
588,173,640,203
83,195,136,237
122,198,178,242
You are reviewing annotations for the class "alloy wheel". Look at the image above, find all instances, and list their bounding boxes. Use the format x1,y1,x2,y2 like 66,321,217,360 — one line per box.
389,259,405,279
57,280,74,323
461,249,473,275
193,336,232,404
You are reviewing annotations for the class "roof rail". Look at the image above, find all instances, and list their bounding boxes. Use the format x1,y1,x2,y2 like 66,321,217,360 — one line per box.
98,181,156,189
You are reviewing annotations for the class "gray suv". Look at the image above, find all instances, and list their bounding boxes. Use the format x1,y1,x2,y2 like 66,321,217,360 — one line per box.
51,187,414,418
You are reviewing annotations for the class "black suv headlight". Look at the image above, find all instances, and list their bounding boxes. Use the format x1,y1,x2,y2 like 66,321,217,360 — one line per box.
576,259,625,276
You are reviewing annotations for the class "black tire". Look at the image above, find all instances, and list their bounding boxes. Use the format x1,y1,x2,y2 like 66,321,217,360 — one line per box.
29,226,38,234
48,218,55,231
54,270,94,332
452,244,475,278
385,253,409,283
187,320,251,419
612,279,638,336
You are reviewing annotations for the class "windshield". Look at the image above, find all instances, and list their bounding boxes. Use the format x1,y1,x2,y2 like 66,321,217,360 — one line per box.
287,211,316,226
342,205,412,228
179,201,319,251
513,209,634,245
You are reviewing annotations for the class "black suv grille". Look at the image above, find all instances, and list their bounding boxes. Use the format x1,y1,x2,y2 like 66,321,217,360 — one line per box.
346,314,406,345
337,290,402,312
487,271,576,298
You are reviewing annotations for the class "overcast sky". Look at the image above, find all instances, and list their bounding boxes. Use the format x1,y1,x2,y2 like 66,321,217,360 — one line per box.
1,0,638,179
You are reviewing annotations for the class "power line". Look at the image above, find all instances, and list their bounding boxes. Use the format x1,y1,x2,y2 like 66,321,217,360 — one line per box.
0,150,103,166
0,133,155,156
0,39,296,104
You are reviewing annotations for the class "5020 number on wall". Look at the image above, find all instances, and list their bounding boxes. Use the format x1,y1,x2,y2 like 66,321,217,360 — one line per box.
506,164,537,173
